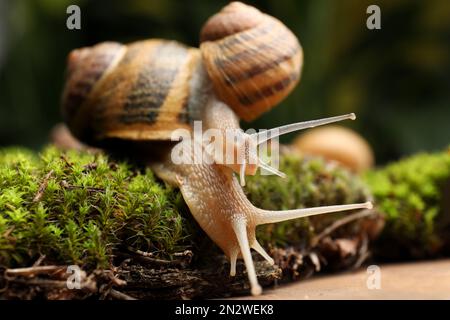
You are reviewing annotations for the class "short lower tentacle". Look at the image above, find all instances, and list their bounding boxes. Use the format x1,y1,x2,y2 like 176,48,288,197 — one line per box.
251,240,274,265
229,249,238,277
255,202,373,225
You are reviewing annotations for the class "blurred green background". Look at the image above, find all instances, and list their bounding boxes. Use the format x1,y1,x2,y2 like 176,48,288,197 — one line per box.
0,0,449,164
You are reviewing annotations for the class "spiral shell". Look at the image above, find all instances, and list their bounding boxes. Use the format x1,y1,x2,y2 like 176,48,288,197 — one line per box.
200,2,303,122
293,126,375,172
61,40,201,145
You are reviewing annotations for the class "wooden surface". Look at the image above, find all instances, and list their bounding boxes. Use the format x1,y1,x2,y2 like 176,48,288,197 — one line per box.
236,259,450,300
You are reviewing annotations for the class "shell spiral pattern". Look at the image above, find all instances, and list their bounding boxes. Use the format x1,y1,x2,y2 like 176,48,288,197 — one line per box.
200,2,303,122
62,40,200,145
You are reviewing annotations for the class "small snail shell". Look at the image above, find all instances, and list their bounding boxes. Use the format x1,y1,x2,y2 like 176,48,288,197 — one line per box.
200,2,303,122
293,125,375,172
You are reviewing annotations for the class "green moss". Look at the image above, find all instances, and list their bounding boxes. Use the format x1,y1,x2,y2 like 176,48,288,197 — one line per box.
364,148,450,258
2,145,449,286
0,146,372,270
0,146,193,269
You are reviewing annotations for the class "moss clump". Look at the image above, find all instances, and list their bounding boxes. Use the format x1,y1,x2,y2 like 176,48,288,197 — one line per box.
246,155,371,248
364,148,450,258
0,146,193,269
0,147,372,273
2,145,449,298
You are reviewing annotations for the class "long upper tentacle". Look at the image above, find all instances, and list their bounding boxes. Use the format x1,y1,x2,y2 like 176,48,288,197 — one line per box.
252,113,356,145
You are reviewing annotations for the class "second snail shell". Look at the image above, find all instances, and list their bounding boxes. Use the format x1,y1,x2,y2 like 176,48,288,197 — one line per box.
200,1,303,122
293,125,375,172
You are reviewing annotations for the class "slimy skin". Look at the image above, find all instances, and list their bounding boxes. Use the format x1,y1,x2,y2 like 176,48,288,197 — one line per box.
152,100,373,296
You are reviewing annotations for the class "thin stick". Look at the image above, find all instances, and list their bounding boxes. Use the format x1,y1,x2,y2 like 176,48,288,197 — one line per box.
109,289,137,300
352,234,370,270
33,255,46,267
127,246,154,257
5,265,66,277
33,170,54,203
311,209,375,247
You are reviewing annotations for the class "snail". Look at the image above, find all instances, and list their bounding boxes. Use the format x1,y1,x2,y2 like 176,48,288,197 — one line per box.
293,125,375,173
61,2,372,296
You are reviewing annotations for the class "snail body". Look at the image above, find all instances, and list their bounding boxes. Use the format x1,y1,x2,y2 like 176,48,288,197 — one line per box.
61,2,372,296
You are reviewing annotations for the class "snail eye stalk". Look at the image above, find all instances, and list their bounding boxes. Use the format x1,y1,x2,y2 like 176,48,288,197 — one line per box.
252,113,356,145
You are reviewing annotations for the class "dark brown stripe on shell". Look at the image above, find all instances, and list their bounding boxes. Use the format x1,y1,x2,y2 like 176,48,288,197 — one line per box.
217,35,293,67
63,43,123,122
120,43,188,125
213,22,299,85
177,98,191,124
217,20,275,49
237,71,299,106
119,111,160,124
222,45,299,85
63,80,94,120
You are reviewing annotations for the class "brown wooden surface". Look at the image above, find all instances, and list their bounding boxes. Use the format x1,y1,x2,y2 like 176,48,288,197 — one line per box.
235,259,450,300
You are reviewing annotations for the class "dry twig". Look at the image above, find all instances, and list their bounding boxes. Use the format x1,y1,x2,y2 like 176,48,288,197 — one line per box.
33,170,54,203
311,209,375,247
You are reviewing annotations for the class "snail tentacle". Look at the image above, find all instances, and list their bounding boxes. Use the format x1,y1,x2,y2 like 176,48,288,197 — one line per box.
235,113,356,185
255,202,374,226
229,249,239,277
251,240,274,265
251,113,357,145
232,217,262,296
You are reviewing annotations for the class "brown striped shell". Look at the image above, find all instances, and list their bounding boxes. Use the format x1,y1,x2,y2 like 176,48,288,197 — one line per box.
200,2,303,122
61,40,201,145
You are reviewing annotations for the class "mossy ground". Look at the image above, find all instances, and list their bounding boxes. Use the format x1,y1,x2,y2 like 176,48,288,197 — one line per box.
0,146,372,273
364,148,450,258
2,145,448,298
0,146,195,269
